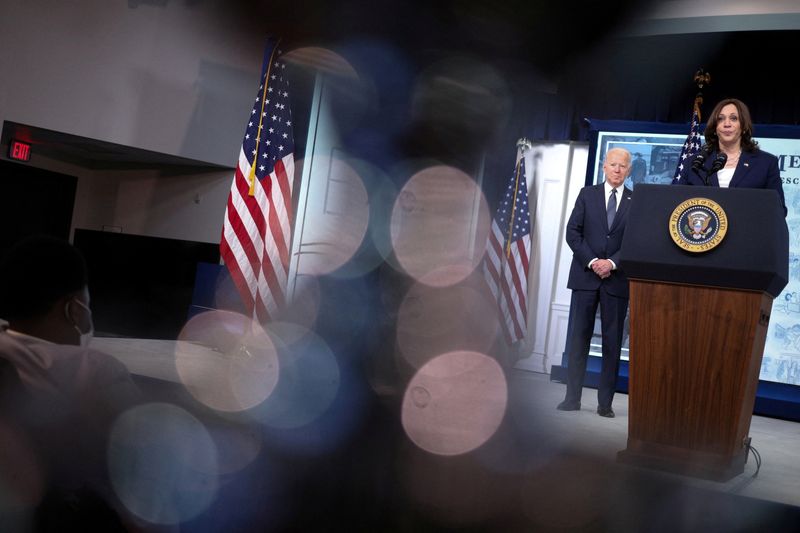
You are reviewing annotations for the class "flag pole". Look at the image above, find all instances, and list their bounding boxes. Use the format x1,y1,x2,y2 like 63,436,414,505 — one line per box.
248,40,282,197
692,68,711,123
504,138,532,257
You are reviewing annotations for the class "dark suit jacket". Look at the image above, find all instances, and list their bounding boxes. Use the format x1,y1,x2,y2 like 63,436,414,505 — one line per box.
674,148,786,215
566,183,632,298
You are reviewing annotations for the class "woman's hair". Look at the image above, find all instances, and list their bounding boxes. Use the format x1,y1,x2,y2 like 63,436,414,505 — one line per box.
703,98,759,152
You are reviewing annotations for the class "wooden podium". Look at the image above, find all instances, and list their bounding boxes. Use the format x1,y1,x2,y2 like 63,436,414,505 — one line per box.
616,184,788,482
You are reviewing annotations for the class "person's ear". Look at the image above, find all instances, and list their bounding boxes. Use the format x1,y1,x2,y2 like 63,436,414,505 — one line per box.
60,292,83,324
62,296,75,323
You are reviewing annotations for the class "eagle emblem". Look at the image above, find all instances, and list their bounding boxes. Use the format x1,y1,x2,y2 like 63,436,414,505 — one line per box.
685,211,712,239
669,198,728,252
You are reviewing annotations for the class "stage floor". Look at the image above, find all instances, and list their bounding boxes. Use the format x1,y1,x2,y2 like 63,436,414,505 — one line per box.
94,337,800,531
512,370,800,511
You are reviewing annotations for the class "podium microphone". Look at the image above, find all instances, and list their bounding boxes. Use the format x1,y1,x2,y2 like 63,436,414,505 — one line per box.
708,152,728,177
691,144,713,174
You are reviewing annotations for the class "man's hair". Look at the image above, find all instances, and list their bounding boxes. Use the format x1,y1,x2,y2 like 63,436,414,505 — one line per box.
0,235,88,321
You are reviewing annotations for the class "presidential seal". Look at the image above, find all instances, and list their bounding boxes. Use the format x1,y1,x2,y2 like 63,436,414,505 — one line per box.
669,198,728,252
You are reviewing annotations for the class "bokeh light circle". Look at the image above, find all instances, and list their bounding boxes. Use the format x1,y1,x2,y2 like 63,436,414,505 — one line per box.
390,165,490,286
401,351,507,455
292,155,369,276
282,46,359,80
410,56,512,152
255,322,341,429
107,403,218,525
396,280,500,369
329,158,398,279
271,274,322,330
176,310,279,413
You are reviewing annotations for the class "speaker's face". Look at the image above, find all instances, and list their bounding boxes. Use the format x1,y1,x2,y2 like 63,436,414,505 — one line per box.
716,103,742,147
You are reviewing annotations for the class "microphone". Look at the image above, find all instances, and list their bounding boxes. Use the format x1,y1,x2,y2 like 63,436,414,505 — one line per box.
708,152,728,176
691,144,713,174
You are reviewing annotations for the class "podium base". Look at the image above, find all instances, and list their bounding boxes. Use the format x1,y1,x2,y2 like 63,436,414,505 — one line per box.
617,446,746,483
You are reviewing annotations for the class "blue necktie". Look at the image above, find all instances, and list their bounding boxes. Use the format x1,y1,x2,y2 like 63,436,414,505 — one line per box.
607,188,617,228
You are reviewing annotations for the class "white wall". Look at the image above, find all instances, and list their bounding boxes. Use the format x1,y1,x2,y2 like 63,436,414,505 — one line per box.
77,167,232,243
513,142,588,374
0,0,262,167
7,151,232,244
542,144,589,373
0,0,266,244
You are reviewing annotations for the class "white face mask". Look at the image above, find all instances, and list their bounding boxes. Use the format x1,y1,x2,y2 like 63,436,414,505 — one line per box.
65,298,94,348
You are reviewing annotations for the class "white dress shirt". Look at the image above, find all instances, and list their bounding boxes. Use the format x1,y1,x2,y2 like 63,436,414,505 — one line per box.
604,181,620,212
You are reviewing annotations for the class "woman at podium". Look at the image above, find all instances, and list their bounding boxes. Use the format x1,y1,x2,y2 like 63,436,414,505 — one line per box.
673,97,786,216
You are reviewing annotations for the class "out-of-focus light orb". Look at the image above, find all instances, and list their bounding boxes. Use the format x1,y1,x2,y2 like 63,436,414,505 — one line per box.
329,159,398,279
402,351,507,455
292,156,369,277
396,280,500,369
283,47,372,139
271,275,322,330
209,423,263,476
176,310,279,413
256,322,340,429
107,403,218,525
282,47,358,80
0,419,44,513
391,165,490,287
410,56,511,149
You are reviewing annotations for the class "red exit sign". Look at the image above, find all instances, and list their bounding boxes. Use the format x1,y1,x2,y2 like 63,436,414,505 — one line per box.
9,140,31,162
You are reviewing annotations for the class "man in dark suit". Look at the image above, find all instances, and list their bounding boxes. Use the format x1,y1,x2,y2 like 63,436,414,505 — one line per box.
557,147,633,418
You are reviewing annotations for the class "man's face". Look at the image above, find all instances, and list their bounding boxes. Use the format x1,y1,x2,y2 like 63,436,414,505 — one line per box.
603,150,630,188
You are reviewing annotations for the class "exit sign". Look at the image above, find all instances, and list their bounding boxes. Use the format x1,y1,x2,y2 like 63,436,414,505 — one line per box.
9,140,31,162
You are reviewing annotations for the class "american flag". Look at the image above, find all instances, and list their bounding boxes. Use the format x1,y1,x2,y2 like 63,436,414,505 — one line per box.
221,38,295,322
672,101,702,183
483,147,531,344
